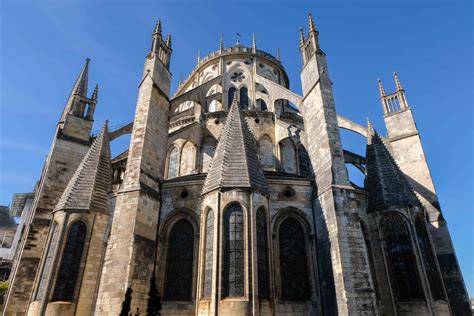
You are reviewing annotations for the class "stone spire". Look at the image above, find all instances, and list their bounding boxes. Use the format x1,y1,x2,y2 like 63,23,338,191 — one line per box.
299,27,305,47
394,72,403,91
308,12,317,34
277,48,281,61
220,33,224,52
54,121,111,213
197,48,201,64
154,19,162,36
60,58,90,123
252,33,256,53
202,96,269,195
165,34,172,48
364,125,420,212
91,84,99,101
378,78,386,97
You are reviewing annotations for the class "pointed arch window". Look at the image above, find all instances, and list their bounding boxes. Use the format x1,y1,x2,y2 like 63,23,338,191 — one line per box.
239,87,249,110
257,99,267,111
167,146,179,178
163,219,194,301
297,144,311,178
223,204,244,298
52,221,87,302
279,138,297,174
279,218,310,301
36,223,60,300
228,87,237,109
200,137,217,173
258,136,275,170
257,208,270,299
382,213,423,300
415,215,445,300
203,210,214,299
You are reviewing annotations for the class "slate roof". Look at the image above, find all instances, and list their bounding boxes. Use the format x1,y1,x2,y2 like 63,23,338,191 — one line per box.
55,122,111,213
202,97,269,195
364,121,420,212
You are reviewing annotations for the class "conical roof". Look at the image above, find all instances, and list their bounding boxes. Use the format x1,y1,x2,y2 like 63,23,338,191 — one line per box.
55,121,111,213
364,122,420,212
202,97,269,195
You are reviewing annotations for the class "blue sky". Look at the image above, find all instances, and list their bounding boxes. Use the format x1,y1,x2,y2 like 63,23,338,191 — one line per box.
0,0,472,296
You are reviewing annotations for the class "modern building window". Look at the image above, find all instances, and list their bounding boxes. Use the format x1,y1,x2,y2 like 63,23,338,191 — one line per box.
51,221,87,302
382,213,423,300
223,204,244,298
228,87,237,109
256,208,270,299
279,218,310,301
239,87,249,110
167,146,179,178
163,219,194,301
203,210,214,299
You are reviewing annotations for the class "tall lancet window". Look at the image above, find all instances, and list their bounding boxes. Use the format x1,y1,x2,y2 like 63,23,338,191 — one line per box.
239,87,249,110
163,219,194,301
298,145,311,178
279,218,310,301
256,208,270,299
415,215,445,300
382,213,423,300
203,210,214,299
223,204,244,297
36,223,60,300
167,146,179,178
52,221,87,302
228,87,237,109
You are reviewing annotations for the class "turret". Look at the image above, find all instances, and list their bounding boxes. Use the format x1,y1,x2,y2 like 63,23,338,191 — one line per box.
150,19,172,69
379,73,409,116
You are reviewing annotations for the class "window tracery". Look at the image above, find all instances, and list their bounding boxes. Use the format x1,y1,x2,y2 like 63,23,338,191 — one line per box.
167,146,179,178
223,204,244,298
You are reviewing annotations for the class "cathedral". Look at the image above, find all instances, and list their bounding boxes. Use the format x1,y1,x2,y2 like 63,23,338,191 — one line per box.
3,14,470,316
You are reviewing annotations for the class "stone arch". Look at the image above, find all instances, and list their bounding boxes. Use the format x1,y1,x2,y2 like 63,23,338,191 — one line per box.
258,135,275,170
180,141,197,176
200,136,217,173
279,137,297,174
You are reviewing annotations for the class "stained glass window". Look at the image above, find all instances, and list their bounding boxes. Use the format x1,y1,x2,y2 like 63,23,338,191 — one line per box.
257,208,270,299
228,87,237,109
279,218,310,301
51,221,87,302
167,147,179,178
415,215,445,300
203,210,214,299
298,145,311,178
223,204,244,298
163,219,194,301
382,213,423,300
36,223,60,300
239,87,249,110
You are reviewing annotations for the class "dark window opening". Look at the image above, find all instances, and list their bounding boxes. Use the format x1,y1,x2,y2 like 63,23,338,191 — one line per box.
240,87,249,110
298,145,311,178
257,208,270,299
223,204,244,298
203,210,214,299
228,87,237,109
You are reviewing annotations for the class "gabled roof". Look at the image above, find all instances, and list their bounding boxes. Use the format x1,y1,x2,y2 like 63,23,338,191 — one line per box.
364,121,420,212
202,97,269,195
55,122,111,213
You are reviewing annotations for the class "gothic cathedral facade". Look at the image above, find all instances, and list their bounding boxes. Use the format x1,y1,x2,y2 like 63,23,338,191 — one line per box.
3,14,470,316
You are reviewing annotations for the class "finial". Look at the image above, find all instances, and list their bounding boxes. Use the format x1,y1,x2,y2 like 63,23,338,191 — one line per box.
220,33,224,52
91,84,99,100
277,48,281,62
197,48,201,64
394,72,403,91
236,32,241,45
154,19,162,36
166,34,172,48
85,57,90,65
308,13,317,34
367,117,375,143
299,27,305,46
378,78,386,97
252,33,256,51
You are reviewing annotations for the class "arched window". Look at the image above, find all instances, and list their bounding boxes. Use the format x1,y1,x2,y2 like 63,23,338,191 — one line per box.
200,137,217,173
415,215,445,300
298,145,311,178
167,146,179,178
52,221,87,302
180,142,196,176
279,218,310,301
257,99,267,111
258,135,275,170
203,210,214,299
208,100,217,113
279,138,297,174
36,223,60,300
382,213,423,300
163,219,194,301
257,208,270,299
228,87,237,109
223,204,244,298
239,87,249,110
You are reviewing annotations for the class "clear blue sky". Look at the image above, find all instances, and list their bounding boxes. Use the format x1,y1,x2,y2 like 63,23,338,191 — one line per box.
0,0,472,296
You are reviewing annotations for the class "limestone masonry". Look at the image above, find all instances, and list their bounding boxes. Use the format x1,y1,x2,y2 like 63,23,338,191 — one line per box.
3,14,470,316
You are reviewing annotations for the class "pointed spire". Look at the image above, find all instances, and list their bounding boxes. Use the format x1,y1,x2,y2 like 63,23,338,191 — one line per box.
55,121,111,213
197,48,201,64
154,19,162,36
202,93,269,196
277,48,281,62
91,84,99,101
378,78,386,97
220,33,224,52
299,27,305,46
252,33,256,52
166,34,172,48
364,126,420,212
394,72,403,91
308,12,317,34
59,59,90,123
